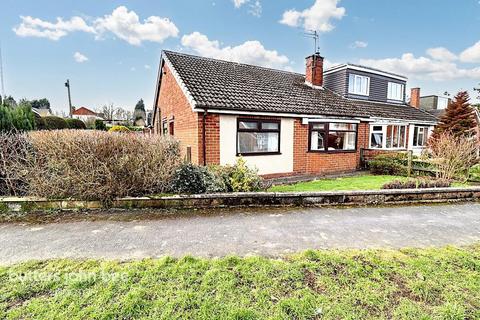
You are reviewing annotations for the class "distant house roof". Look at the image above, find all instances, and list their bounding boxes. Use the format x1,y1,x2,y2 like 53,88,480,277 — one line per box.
161,51,436,123
72,107,97,116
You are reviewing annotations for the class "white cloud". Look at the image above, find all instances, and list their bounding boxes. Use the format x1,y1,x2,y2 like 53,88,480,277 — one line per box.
249,1,262,17
280,0,346,32
144,64,151,69
351,41,368,49
460,41,480,63
359,53,480,81
94,6,179,45
233,0,248,8
426,47,457,61
13,16,95,40
73,52,88,63
13,6,179,46
181,31,290,69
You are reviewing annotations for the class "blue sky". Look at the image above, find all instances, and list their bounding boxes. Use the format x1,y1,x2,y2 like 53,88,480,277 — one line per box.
1,0,479,114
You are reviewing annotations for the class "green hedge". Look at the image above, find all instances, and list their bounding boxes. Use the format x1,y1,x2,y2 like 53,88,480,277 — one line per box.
0,104,36,132
43,116,68,130
66,118,87,129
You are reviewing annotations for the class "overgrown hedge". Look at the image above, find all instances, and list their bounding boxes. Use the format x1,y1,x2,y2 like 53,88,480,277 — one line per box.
0,130,182,202
368,153,409,176
65,118,86,129
43,116,68,130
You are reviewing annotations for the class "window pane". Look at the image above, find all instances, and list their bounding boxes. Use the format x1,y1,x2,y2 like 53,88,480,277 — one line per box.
330,123,357,131
327,131,356,150
372,125,383,132
311,123,326,130
261,122,279,130
348,74,354,93
238,121,258,130
413,127,419,146
388,82,404,100
399,126,406,148
371,133,383,148
386,125,393,148
238,132,279,154
310,130,325,151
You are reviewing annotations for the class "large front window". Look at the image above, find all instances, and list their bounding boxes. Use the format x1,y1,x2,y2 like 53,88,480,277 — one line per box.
413,126,429,147
369,124,407,149
310,123,357,152
348,74,370,96
237,119,280,155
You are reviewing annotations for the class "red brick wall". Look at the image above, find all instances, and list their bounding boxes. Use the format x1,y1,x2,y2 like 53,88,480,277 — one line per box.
293,120,370,175
199,114,220,165
156,64,201,163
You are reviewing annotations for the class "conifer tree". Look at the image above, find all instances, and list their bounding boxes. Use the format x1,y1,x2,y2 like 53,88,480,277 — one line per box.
432,91,476,139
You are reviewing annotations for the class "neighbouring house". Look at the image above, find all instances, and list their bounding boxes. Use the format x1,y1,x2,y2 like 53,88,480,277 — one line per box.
32,107,52,117
418,95,452,118
72,107,103,123
152,51,437,177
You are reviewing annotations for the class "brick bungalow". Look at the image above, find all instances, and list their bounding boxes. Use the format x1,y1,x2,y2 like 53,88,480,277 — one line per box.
152,51,437,177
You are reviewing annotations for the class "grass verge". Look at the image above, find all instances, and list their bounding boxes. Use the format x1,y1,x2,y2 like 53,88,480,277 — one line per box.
1,245,479,319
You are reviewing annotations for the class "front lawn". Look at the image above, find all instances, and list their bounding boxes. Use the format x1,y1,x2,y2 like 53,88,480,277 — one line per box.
1,245,479,319
269,174,405,192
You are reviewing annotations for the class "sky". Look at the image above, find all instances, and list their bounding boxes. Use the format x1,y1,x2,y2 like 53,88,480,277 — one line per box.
0,0,479,114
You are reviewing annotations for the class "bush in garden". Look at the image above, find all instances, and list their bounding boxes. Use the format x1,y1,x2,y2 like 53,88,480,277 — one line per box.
108,125,130,132
169,163,227,194
25,130,181,202
226,158,263,192
0,103,36,132
65,118,87,129
382,178,451,190
427,132,478,181
369,153,409,176
34,115,47,130
43,116,68,130
0,132,34,196
469,164,480,182
94,119,107,131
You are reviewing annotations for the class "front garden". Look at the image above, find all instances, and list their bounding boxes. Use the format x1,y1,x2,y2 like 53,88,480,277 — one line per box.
1,245,479,319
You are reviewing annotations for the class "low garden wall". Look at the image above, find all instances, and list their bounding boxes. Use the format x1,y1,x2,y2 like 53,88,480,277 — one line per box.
1,187,480,212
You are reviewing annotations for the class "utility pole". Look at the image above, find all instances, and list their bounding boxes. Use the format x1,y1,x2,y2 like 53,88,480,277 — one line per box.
0,41,5,99
65,79,73,118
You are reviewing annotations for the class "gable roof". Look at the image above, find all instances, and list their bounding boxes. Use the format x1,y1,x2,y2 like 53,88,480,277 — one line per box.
72,107,97,116
161,51,437,123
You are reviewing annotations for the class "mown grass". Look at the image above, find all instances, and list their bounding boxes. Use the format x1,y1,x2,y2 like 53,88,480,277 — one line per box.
1,245,479,319
269,175,406,192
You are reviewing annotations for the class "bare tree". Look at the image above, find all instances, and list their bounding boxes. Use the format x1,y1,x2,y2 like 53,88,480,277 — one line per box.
99,104,116,120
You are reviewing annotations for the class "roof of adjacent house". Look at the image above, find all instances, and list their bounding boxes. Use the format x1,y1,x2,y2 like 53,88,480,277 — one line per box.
72,107,97,116
162,51,437,123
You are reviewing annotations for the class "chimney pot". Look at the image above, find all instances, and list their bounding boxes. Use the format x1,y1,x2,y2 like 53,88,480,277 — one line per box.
305,53,324,87
410,87,420,109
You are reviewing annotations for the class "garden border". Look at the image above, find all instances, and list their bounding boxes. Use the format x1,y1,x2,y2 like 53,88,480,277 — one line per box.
1,187,480,212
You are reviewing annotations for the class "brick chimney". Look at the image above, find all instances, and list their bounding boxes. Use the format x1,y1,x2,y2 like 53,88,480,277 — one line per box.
305,53,324,87
410,87,420,109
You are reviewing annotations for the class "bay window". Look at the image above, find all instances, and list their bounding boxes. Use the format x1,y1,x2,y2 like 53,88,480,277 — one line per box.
413,126,429,147
387,82,404,101
348,74,370,96
237,119,280,155
369,124,407,149
310,123,357,152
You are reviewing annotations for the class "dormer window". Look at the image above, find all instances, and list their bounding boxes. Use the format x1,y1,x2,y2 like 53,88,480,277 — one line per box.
348,74,370,96
387,82,404,101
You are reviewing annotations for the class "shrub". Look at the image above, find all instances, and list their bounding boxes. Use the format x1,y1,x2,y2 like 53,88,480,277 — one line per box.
0,132,34,196
382,178,451,190
369,153,409,176
94,119,107,131
427,132,478,181
468,164,480,182
169,163,227,194
25,130,181,202
34,115,47,130
0,103,36,132
66,118,87,129
108,125,131,132
43,116,68,130
227,158,263,192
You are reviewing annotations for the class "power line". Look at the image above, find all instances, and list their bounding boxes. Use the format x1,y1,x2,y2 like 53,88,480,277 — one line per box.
0,41,5,98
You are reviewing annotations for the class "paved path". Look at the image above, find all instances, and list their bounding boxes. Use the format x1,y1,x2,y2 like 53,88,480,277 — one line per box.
1,203,479,264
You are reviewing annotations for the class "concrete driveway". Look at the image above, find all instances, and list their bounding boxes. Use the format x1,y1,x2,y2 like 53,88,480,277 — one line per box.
1,203,479,264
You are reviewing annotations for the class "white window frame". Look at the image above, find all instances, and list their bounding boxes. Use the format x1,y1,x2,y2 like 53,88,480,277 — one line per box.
387,82,404,101
412,126,429,147
348,74,370,96
369,124,407,150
